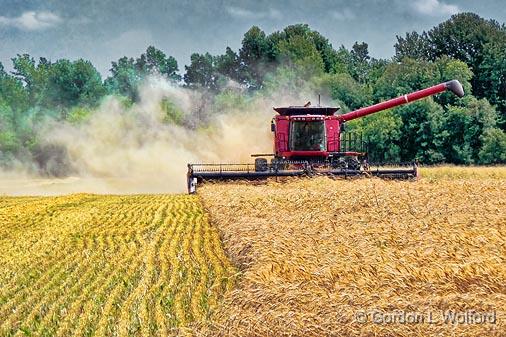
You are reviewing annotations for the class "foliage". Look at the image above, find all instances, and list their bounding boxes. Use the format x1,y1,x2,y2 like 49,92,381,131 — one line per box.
439,98,498,164
434,56,473,106
105,46,180,100
161,98,185,125
348,109,403,162
104,56,139,100
479,128,506,163
276,34,325,75
394,99,446,163
184,53,221,91
66,106,93,124
11,55,105,111
213,89,249,113
320,72,372,111
184,24,338,90
477,37,506,125
374,58,440,100
394,31,431,60
46,59,106,110
394,12,506,120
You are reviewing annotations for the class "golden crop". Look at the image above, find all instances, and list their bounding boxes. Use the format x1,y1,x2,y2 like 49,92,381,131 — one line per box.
199,167,506,336
0,194,235,336
1,167,504,337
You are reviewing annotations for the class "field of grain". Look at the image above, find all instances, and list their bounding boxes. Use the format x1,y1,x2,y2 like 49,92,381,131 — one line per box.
0,194,235,336
0,167,504,337
199,168,506,336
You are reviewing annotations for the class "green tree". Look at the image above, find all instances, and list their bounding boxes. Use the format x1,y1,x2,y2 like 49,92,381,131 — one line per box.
160,98,185,125
11,54,37,88
0,61,32,163
478,128,506,163
183,47,243,91
321,73,372,111
234,24,340,89
394,31,431,60
427,13,502,71
238,26,271,89
11,55,52,106
183,53,219,90
0,69,30,113
105,56,139,99
395,99,446,163
46,59,105,111
136,46,181,81
215,47,241,83
212,89,248,113
106,46,181,100
11,55,105,112
434,56,473,106
268,24,340,74
308,30,339,73
440,98,499,163
394,13,506,121
348,42,370,83
477,37,506,125
348,110,403,163
261,66,311,99
276,34,325,75
367,59,389,85
374,58,439,101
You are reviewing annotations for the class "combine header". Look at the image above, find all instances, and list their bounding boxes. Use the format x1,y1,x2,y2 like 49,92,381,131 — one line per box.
187,80,464,193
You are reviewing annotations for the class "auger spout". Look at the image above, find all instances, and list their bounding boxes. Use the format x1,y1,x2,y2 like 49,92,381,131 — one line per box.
338,80,464,122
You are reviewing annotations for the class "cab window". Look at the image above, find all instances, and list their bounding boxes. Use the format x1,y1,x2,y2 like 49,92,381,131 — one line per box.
290,121,326,151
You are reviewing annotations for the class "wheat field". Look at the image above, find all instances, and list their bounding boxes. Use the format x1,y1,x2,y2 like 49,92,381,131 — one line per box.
199,168,506,336
0,167,505,336
0,194,235,336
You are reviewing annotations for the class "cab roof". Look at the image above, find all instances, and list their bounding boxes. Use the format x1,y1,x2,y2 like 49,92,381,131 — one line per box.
274,106,340,116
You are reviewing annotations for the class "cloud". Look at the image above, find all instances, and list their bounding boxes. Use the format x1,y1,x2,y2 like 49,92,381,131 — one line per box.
413,0,460,16
226,6,282,20
0,11,62,31
331,8,356,21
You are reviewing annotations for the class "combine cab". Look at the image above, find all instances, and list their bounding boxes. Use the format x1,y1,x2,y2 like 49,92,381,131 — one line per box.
187,80,464,193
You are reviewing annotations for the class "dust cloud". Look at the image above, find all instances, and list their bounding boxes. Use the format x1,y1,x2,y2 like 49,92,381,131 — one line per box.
0,77,283,195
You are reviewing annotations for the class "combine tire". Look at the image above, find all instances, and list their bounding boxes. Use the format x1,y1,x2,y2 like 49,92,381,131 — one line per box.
271,158,288,171
335,156,361,170
255,158,268,172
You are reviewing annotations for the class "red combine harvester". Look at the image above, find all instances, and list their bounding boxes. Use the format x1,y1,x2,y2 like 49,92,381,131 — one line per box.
187,80,464,193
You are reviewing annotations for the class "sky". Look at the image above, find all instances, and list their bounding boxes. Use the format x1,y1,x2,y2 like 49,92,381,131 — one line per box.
0,0,505,77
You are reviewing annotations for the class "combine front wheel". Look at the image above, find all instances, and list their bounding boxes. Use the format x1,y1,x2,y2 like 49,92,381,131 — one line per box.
255,158,268,172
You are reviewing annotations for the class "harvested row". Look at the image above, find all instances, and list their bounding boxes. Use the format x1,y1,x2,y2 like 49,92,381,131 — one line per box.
0,194,236,336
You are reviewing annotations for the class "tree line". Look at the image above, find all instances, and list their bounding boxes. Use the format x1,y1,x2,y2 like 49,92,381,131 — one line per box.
0,12,505,171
